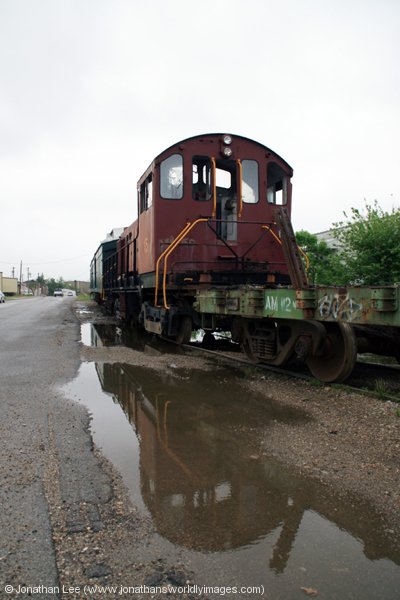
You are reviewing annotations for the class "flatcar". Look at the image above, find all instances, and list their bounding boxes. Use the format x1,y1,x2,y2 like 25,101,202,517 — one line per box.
90,133,400,382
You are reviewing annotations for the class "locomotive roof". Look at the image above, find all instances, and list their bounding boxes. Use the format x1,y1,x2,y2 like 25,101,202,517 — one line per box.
138,133,293,184
158,133,292,168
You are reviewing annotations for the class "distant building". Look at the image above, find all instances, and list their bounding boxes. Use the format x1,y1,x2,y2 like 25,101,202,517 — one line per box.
314,227,346,251
0,272,18,295
65,280,90,294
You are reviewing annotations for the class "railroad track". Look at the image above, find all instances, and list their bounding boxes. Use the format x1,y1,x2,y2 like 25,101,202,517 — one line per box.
345,361,400,400
95,321,400,403
182,340,400,403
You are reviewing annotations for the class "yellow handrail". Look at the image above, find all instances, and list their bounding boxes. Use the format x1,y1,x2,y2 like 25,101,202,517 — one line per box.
162,218,209,309
154,221,192,306
211,157,217,218
297,245,310,273
236,158,243,218
262,224,310,273
155,396,200,480
261,224,282,245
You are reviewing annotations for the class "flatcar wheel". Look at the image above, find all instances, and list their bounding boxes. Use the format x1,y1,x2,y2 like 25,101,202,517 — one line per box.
306,322,357,383
240,319,264,362
242,338,257,362
239,320,254,361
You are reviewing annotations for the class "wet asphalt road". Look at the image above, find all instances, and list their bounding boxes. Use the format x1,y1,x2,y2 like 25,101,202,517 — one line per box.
0,297,110,597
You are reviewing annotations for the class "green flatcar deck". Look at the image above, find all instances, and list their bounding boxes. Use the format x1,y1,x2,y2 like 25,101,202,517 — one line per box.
195,285,400,327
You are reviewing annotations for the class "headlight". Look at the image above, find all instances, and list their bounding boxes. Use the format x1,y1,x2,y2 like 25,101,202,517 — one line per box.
223,146,233,157
223,134,232,145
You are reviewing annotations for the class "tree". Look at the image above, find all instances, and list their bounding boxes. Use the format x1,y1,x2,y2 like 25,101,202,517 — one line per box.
333,201,400,285
46,277,65,295
296,230,348,285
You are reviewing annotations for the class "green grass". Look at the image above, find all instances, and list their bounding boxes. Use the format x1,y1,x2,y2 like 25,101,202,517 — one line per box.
5,294,34,300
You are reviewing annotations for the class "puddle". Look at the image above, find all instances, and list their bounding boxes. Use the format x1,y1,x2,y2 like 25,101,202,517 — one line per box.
81,323,239,355
62,361,400,599
81,322,122,347
76,309,94,316
80,322,93,346
81,322,183,355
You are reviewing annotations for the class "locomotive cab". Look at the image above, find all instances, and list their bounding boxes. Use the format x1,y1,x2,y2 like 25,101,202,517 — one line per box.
136,134,294,290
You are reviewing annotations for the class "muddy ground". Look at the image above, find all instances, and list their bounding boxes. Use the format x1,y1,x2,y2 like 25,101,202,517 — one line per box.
1,298,399,600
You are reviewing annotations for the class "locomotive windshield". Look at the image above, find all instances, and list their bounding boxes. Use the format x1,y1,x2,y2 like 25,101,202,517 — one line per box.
242,160,259,204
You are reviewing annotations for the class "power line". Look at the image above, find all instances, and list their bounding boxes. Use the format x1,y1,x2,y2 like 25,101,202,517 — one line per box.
0,253,90,266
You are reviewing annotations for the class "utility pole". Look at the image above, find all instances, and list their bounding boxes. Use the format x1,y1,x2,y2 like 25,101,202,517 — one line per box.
12,267,15,278
19,260,22,294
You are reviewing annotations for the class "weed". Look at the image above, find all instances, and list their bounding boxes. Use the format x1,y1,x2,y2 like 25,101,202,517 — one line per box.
374,378,390,399
308,378,325,388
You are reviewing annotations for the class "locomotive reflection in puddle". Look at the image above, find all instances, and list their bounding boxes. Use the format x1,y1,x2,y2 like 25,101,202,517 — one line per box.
88,322,182,355
94,361,400,572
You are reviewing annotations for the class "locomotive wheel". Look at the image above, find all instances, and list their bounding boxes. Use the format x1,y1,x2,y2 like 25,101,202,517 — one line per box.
202,332,217,349
175,316,192,345
114,299,121,320
306,322,357,383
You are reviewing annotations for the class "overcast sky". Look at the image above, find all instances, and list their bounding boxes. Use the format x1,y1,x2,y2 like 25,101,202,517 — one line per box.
1,0,399,282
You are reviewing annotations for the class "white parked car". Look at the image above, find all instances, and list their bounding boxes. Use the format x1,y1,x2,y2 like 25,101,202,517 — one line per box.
0,291,5,303
54,289,63,297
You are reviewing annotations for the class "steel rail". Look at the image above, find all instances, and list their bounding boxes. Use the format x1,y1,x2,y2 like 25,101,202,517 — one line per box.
179,342,400,403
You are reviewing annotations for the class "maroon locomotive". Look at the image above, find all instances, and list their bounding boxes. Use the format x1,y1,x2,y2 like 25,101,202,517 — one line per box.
92,133,301,343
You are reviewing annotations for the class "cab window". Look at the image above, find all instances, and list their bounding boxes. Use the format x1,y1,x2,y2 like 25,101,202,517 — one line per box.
267,162,288,205
242,160,259,203
140,174,153,212
215,160,237,242
160,154,183,199
192,156,211,201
